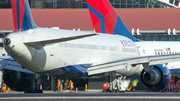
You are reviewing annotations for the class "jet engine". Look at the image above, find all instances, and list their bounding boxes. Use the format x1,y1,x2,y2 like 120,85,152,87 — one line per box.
3,69,31,91
140,64,171,91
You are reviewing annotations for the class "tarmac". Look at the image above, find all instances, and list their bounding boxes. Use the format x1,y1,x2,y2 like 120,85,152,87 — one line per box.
1,89,180,101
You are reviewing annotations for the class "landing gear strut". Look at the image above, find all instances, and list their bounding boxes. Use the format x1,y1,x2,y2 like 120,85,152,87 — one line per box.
25,74,43,93
109,71,130,92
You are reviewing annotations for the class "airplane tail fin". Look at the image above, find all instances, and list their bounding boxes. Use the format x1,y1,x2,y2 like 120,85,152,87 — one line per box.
11,0,38,32
86,0,139,42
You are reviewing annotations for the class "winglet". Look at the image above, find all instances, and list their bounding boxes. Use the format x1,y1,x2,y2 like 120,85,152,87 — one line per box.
11,0,38,32
86,0,139,42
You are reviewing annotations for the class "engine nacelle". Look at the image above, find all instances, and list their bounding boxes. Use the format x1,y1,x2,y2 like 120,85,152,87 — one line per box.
140,64,171,91
3,69,31,91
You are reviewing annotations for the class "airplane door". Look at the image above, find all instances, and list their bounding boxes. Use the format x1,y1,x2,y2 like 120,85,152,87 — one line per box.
138,46,148,56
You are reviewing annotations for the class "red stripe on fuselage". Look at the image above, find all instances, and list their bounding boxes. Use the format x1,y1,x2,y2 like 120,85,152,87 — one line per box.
19,0,25,31
11,0,18,32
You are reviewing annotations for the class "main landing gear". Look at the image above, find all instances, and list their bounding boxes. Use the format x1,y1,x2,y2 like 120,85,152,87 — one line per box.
109,72,130,92
25,74,43,93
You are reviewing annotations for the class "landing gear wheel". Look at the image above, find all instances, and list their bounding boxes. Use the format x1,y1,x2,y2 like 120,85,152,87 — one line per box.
111,89,118,93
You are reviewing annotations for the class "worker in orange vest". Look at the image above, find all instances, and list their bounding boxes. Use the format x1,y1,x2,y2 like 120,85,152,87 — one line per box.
68,80,74,93
56,79,61,92
1,83,6,92
102,82,110,92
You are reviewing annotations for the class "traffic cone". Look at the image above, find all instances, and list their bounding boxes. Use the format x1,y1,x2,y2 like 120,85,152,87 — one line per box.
40,84,42,90
63,89,65,93
76,87,78,93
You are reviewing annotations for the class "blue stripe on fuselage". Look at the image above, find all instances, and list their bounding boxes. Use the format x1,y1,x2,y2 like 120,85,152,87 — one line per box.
41,64,92,77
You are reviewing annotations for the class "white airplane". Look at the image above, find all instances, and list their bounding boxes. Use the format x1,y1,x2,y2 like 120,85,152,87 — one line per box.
2,0,180,93
86,0,180,90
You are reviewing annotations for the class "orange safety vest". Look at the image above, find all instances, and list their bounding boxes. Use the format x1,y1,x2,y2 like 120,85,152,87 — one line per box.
103,83,110,89
68,82,74,88
1,83,6,92
57,81,61,86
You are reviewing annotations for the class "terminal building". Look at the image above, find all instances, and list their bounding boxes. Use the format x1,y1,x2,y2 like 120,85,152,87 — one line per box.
0,0,180,90
0,8,180,42
0,0,180,43
1,0,180,8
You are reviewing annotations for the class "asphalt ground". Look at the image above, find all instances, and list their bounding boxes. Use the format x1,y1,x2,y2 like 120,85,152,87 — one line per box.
0,90,180,101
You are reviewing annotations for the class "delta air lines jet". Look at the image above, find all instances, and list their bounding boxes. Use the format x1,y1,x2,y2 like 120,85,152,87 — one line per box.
86,0,180,90
2,0,180,92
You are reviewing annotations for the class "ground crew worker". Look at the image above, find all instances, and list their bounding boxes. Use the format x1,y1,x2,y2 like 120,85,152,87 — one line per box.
102,82,110,92
56,79,61,92
132,79,138,92
68,80,74,93
64,79,68,90
1,83,6,92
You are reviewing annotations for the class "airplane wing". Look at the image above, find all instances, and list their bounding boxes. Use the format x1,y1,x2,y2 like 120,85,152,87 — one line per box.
0,56,35,74
88,54,180,75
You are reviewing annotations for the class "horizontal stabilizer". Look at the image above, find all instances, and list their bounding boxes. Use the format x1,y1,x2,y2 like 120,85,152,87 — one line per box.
24,33,97,45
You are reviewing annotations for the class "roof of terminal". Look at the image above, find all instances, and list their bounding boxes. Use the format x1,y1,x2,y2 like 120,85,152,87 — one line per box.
0,8,180,31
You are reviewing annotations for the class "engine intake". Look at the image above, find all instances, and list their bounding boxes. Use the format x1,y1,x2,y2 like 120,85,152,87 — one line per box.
3,69,31,91
3,70,25,88
140,64,171,91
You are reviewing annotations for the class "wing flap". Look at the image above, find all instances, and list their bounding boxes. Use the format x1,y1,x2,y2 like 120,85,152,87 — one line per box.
88,64,126,75
148,55,180,65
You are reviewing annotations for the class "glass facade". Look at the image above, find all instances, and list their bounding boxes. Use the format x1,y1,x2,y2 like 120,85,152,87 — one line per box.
134,35,180,41
0,0,11,8
109,0,174,8
0,0,175,9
